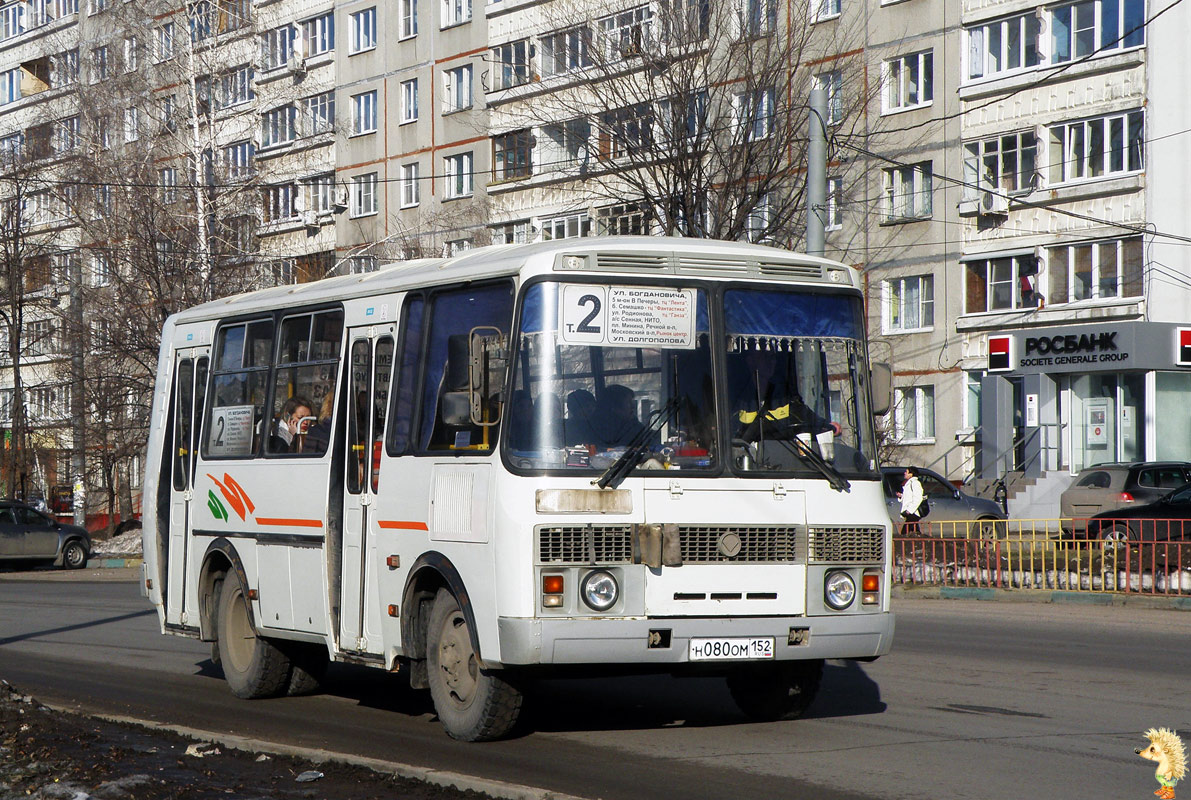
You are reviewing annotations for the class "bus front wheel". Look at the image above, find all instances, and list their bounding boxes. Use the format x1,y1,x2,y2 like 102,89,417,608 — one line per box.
727,660,823,722
426,588,522,741
216,572,292,699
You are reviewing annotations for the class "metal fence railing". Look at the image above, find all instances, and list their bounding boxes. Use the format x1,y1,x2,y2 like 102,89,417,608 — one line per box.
893,518,1191,596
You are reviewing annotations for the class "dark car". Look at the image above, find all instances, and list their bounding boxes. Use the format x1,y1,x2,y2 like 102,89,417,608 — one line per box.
1087,482,1191,545
1060,462,1191,532
882,466,1007,536
0,501,90,569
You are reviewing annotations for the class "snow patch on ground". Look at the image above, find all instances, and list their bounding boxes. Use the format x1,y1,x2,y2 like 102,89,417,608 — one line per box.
92,529,143,557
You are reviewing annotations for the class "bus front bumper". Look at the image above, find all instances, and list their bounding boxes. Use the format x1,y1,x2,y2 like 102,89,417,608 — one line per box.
494,611,894,666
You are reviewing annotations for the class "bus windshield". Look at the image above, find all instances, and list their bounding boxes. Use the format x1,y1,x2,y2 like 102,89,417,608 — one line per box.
506,280,877,478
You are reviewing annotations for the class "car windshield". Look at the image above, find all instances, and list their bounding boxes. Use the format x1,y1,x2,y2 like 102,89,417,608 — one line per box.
503,281,877,478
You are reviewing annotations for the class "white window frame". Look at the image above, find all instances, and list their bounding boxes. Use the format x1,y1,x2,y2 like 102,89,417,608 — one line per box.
884,274,935,333
400,162,420,207
400,0,417,38
123,36,138,72
736,0,775,37
442,152,473,199
814,70,842,125
262,25,296,71
261,104,296,148
883,50,933,113
123,106,138,142
302,12,334,57
0,2,25,41
0,68,18,104
349,8,376,54
1044,236,1144,305
222,139,254,179
159,166,177,203
441,0,470,27
882,161,932,222
540,212,590,240
540,27,590,76
743,193,773,243
732,87,775,142
442,65,472,113
400,78,418,123
303,91,334,135
894,385,935,443
218,64,254,110
812,0,840,22
963,130,1037,201
825,176,842,230
492,39,529,90
599,5,652,59
155,22,174,62
90,253,112,286
965,13,1041,81
1047,109,1143,186
352,90,377,135
963,253,1041,313
350,172,378,217
307,173,335,214
1049,0,1145,64
265,182,298,222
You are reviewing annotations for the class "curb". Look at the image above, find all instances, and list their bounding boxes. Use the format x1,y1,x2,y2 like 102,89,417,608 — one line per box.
59,709,592,800
87,557,143,569
892,584,1191,610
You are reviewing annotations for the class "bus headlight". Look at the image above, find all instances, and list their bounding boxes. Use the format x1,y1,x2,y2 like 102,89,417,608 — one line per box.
581,570,618,612
824,571,856,610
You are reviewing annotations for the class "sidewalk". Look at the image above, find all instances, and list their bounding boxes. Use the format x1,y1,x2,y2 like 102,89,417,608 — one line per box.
0,564,141,582
893,583,1191,611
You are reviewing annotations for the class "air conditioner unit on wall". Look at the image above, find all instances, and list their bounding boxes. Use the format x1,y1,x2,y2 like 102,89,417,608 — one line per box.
980,190,1010,215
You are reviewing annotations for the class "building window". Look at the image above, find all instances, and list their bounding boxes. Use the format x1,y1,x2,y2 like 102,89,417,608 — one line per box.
736,0,775,37
492,40,530,90
964,253,1041,313
27,320,58,356
400,0,417,38
159,167,177,203
52,116,79,154
732,87,775,142
401,163,420,207
825,176,842,229
1046,236,1144,304
264,183,298,222
813,0,840,22
966,13,1041,80
599,5,652,59
222,139,254,179
1050,0,1144,63
540,119,590,170
963,131,1037,200
91,44,109,83
814,70,842,125
349,7,376,53
493,130,531,181
496,220,531,244
441,0,469,26
302,12,334,56
262,104,296,147
304,174,334,214
188,0,212,41
400,78,418,123
894,385,935,442
0,68,18,104
303,91,334,135
882,162,932,221
155,22,174,62
444,239,471,257
443,152,473,198
600,104,655,159
442,65,471,112
541,213,590,239
744,193,772,243
883,50,932,112
964,372,982,429
352,90,377,135
598,202,649,235
123,36,138,72
217,64,254,109
1048,110,1143,185
52,49,79,87
884,275,934,332
541,27,590,76
124,106,138,142
90,253,113,286
349,256,376,274
351,173,378,217
0,2,24,40
29,386,68,420
262,25,296,71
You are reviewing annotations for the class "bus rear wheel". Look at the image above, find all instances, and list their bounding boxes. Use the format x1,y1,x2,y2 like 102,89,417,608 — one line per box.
727,660,823,722
216,572,291,699
426,588,522,741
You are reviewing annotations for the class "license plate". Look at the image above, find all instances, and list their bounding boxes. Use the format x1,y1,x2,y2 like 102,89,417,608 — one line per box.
688,637,774,661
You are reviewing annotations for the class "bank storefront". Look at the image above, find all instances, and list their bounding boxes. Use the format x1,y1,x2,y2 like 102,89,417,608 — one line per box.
979,322,1191,477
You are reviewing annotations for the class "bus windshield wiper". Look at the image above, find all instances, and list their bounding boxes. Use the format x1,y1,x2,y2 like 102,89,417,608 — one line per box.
593,395,682,490
772,428,851,493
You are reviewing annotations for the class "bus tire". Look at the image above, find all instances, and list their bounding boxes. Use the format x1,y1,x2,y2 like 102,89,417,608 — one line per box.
426,588,522,742
285,643,329,696
216,572,291,699
727,660,823,722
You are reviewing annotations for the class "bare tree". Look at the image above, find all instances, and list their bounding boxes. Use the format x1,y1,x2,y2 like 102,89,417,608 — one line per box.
485,0,873,244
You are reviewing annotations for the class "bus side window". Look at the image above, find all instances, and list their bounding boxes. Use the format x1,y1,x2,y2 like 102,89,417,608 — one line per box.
417,283,513,452
268,308,344,457
387,295,425,456
204,319,274,459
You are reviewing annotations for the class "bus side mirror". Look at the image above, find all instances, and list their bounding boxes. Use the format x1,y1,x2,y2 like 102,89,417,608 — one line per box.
469,326,508,427
870,362,892,416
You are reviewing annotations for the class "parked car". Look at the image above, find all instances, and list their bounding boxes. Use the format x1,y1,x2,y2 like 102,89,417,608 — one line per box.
1086,482,1191,545
881,466,1007,536
0,501,90,569
1060,461,1191,533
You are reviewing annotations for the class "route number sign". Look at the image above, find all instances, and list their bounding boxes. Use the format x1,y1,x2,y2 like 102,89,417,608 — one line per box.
560,285,696,349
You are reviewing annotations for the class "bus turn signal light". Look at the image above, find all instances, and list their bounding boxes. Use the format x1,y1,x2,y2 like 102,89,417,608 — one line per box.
862,572,880,604
862,574,879,592
543,575,564,594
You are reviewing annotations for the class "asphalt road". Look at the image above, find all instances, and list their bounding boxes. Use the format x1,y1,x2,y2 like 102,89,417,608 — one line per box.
1,573,1189,800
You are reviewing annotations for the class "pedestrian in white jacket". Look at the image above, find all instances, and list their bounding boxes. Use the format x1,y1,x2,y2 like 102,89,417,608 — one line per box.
898,467,925,534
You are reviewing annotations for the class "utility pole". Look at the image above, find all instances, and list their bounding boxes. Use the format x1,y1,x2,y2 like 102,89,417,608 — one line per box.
69,252,85,527
807,88,828,258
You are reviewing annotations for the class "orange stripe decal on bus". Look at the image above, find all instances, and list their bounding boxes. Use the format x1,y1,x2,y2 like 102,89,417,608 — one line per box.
255,518,325,528
378,520,429,531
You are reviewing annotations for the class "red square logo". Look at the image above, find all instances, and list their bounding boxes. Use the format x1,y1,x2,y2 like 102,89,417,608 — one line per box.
1178,328,1191,366
988,336,1012,371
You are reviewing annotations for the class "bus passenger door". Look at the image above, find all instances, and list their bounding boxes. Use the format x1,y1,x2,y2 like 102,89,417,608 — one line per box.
166,349,209,627
340,327,394,653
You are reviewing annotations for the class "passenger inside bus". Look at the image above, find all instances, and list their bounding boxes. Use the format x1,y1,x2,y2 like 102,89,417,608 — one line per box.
270,396,314,453
564,390,598,446
594,384,650,447
302,392,335,453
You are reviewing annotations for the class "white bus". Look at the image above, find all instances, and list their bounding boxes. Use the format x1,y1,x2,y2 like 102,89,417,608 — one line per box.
142,237,894,741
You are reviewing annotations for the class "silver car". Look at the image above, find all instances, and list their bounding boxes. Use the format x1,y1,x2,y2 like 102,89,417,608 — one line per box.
0,501,90,569
882,467,1008,537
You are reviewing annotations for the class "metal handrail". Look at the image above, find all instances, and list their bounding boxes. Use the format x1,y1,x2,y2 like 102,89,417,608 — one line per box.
922,426,981,481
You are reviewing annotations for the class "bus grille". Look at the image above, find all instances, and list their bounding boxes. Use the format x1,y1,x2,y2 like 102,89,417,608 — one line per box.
808,526,885,563
536,525,800,564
